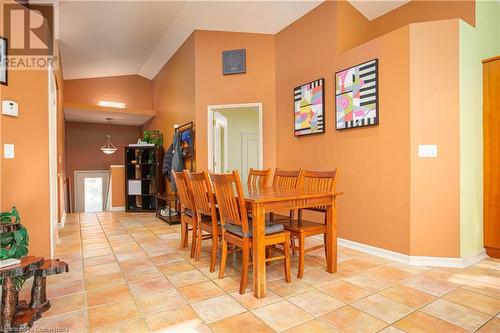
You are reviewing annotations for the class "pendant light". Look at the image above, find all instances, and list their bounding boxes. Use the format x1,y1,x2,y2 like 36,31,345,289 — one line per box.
101,118,118,155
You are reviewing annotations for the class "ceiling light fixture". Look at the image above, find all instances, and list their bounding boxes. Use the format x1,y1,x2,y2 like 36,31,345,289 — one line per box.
101,118,118,155
98,101,126,109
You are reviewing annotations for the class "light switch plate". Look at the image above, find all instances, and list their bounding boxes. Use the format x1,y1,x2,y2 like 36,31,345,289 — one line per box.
418,144,438,158
4,144,14,159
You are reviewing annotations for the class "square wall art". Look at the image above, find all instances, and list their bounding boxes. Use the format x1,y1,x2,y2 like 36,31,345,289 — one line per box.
294,78,325,136
335,59,378,130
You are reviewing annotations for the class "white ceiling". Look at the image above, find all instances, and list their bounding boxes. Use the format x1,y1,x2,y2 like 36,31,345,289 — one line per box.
64,107,154,126
58,0,323,80
348,0,410,21
58,0,411,80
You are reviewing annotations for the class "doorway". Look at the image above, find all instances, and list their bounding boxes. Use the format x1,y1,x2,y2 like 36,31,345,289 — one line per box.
74,171,110,213
207,103,263,182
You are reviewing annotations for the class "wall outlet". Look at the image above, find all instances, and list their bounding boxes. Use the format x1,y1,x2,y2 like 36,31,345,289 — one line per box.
3,144,14,159
418,144,438,158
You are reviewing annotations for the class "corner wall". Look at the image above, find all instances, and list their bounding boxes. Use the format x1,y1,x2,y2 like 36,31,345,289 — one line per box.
459,0,500,258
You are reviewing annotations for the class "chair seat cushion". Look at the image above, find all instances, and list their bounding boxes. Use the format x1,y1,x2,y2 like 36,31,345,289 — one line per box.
224,222,284,238
184,209,194,218
282,219,326,233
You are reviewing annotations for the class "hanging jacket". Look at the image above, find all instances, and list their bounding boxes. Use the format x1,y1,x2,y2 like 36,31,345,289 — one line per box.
170,132,184,191
162,143,174,180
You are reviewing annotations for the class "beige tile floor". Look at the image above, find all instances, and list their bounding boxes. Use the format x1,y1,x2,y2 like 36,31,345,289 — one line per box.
23,212,500,332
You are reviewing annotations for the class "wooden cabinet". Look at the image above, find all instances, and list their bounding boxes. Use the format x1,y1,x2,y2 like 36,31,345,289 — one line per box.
125,146,164,212
483,56,500,259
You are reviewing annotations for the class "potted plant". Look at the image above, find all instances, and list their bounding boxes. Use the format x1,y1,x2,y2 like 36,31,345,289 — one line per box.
1,207,29,290
143,130,163,147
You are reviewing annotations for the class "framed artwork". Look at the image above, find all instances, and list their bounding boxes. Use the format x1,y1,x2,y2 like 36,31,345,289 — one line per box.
294,78,325,136
0,37,7,86
222,49,246,75
335,59,378,130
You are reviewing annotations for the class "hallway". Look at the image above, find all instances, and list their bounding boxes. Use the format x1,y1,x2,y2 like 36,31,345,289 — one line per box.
20,212,500,332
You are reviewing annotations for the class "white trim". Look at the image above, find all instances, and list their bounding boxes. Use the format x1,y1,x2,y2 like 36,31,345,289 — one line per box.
110,165,125,168
337,238,486,268
60,212,66,228
110,206,125,212
207,103,263,172
48,64,58,258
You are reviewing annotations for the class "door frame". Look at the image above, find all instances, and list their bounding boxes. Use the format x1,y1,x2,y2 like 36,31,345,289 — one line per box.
48,63,58,256
213,111,228,173
74,170,110,213
207,102,263,172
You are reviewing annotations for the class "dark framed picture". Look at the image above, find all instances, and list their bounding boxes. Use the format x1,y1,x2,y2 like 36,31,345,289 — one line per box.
335,59,379,130
222,49,246,75
294,78,325,136
0,37,7,86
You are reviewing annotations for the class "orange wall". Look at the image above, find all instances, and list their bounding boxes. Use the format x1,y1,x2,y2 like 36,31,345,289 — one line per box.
64,75,153,110
194,30,276,171
409,20,460,257
144,34,196,160
1,69,52,258
65,122,141,210
336,0,371,53
370,0,475,39
276,1,411,254
110,166,125,208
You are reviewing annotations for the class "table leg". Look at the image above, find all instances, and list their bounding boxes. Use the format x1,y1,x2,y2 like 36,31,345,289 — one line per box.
252,203,266,298
1,277,18,332
326,196,338,273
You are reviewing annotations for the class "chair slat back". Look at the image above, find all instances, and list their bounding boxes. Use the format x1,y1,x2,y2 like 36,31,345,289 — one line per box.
210,170,249,234
184,170,216,218
272,169,302,189
247,168,271,187
172,171,195,213
300,169,338,212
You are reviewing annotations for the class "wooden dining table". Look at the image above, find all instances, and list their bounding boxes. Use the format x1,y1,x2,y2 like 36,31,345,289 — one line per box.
244,185,342,298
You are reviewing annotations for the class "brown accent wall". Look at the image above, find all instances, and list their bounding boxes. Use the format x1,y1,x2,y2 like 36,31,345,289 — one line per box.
65,122,141,210
194,30,276,171
276,1,411,255
64,75,153,110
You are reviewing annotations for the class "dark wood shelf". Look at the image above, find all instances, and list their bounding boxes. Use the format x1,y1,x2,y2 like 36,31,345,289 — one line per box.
125,146,164,213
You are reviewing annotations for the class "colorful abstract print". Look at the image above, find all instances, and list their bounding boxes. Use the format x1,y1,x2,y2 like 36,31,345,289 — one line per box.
294,79,325,136
336,59,378,130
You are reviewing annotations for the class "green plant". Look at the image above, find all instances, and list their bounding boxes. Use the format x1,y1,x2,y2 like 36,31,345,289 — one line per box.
1,207,29,289
0,207,29,260
143,130,163,146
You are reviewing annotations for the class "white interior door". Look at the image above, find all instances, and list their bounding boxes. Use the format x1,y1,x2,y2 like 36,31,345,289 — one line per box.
75,171,110,213
241,132,259,183
213,112,228,173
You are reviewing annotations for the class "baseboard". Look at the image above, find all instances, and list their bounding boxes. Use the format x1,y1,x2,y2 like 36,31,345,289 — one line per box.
110,206,125,212
60,212,66,228
338,238,486,268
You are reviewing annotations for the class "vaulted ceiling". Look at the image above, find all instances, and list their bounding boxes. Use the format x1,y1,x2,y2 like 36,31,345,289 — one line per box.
58,0,411,80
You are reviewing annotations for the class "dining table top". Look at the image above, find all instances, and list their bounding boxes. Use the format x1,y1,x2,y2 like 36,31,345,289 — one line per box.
243,185,342,203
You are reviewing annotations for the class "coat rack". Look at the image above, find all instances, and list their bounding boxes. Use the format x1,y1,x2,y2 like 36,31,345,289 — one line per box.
155,121,195,225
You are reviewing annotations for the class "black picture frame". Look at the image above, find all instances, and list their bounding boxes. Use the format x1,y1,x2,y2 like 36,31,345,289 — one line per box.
335,59,379,130
293,78,325,137
222,49,246,75
0,37,7,86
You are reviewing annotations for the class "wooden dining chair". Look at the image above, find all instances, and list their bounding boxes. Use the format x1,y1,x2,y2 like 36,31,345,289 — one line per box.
210,170,291,294
283,169,338,279
247,168,271,187
184,170,221,272
171,171,197,258
270,168,303,222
